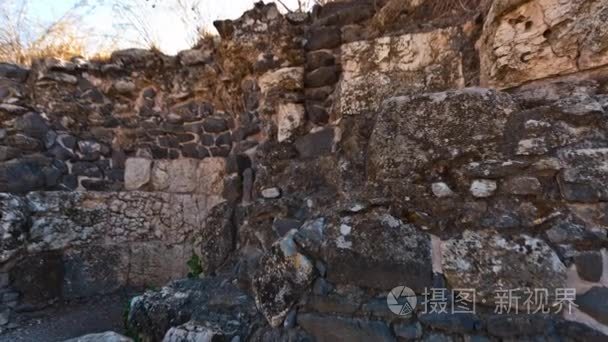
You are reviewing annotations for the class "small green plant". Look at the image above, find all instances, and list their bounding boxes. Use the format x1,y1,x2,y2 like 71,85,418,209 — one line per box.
187,252,203,278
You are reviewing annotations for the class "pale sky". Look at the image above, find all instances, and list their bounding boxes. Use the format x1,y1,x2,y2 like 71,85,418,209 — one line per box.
25,0,311,55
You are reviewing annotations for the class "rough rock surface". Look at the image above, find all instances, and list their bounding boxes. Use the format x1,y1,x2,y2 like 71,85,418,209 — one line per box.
368,89,518,181
442,230,567,302
63,332,133,342
128,278,263,342
2,0,608,339
480,0,608,89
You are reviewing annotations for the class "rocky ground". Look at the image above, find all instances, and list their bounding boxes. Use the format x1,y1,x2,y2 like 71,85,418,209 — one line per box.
0,292,134,342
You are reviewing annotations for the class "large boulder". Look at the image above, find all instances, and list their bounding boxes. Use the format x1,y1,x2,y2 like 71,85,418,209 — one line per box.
368,88,518,182
442,230,567,303
0,193,29,263
128,278,262,341
480,0,608,89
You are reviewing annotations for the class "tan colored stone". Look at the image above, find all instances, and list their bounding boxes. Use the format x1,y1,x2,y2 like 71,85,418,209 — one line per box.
276,103,305,142
124,157,152,190
338,28,464,116
480,0,608,89
196,157,227,196
258,67,304,96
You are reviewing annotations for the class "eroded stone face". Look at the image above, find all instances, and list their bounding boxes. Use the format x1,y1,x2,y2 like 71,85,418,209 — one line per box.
480,0,608,89
442,230,567,303
338,28,465,116
368,88,518,181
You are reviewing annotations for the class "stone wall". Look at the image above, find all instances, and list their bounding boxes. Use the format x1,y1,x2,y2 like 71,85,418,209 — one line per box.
2,0,608,340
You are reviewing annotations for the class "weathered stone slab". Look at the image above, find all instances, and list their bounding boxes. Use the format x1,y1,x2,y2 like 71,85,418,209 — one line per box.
368,88,518,181
338,28,465,116
442,230,567,303
480,0,608,89
322,210,432,292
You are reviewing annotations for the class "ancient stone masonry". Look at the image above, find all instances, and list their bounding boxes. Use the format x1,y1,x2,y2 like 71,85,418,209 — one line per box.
2,0,608,340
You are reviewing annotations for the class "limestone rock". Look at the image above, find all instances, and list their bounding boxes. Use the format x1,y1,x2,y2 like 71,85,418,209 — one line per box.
368,89,517,181
124,157,152,190
276,103,305,142
339,28,465,116
431,182,455,198
480,0,608,89
470,180,498,198
442,230,567,303
557,147,608,202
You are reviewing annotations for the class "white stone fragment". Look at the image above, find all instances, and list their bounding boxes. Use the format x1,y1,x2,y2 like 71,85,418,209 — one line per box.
469,179,497,198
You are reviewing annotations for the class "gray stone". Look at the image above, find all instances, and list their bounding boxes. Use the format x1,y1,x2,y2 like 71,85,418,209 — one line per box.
470,180,497,198
273,218,302,237
486,315,555,338
202,117,228,133
323,210,432,292
178,49,212,66
306,50,335,70
575,251,603,282
297,314,395,342
295,128,334,158
162,321,224,342
0,63,29,81
576,287,608,325
418,313,481,334
63,332,133,342
77,140,103,161
368,89,517,182
305,101,329,125
431,182,455,198
0,146,20,161
199,202,233,274
252,231,315,327
305,27,341,51
394,322,423,340
442,230,567,303
502,176,542,195
0,193,29,263
5,133,42,151
0,156,50,193
14,112,49,139
305,65,340,88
